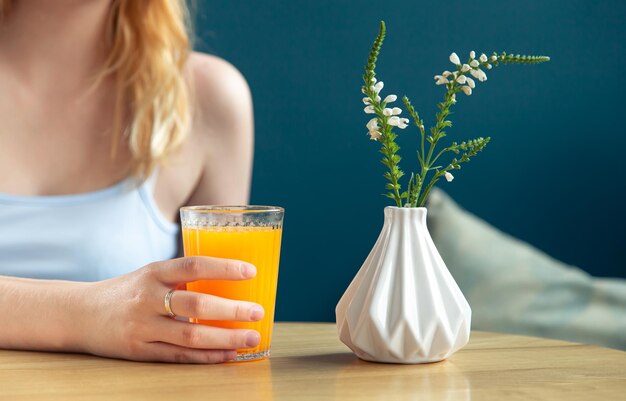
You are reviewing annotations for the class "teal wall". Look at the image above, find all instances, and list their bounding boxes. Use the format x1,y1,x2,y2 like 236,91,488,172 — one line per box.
194,0,626,321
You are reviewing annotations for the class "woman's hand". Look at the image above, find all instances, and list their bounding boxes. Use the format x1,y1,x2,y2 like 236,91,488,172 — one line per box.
77,256,264,363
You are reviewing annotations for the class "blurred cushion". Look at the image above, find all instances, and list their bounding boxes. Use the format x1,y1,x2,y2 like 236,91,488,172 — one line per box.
427,188,626,350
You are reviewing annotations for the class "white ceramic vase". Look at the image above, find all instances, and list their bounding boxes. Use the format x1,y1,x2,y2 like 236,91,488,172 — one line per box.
336,206,471,364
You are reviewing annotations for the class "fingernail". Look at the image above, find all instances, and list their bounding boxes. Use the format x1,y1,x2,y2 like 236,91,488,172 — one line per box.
245,331,261,348
250,305,264,321
240,263,256,278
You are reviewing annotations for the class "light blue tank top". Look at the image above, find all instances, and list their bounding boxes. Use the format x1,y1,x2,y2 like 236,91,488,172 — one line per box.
0,174,179,281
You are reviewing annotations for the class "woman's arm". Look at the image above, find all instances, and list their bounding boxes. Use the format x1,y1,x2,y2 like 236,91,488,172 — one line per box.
0,257,264,363
0,276,89,351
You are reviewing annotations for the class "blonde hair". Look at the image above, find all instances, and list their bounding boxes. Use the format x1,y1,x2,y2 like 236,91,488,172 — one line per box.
1,0,192,178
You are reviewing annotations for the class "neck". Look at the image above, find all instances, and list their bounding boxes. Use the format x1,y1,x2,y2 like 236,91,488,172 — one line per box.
0,0,112,91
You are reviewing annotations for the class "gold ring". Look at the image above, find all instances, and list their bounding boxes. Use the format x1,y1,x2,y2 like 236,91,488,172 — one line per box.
164,289,176,318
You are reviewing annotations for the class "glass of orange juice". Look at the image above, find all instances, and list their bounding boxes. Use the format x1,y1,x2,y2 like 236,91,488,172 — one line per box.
180,206,284,362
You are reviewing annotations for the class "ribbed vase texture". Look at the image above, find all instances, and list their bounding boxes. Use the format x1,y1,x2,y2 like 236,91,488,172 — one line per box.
336,207,471,363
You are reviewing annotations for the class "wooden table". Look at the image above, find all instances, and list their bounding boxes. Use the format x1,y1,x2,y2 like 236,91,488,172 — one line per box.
1,323,625,400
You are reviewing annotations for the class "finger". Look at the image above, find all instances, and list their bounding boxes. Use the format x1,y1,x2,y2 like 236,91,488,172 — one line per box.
151,256,256,284
139,342,238,364
168,290,264,322
155,320,261,350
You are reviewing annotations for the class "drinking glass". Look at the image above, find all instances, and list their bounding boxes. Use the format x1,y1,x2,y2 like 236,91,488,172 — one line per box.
180,206,284,361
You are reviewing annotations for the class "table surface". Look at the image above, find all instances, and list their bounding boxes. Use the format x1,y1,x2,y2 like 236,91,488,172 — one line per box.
1,323,625,401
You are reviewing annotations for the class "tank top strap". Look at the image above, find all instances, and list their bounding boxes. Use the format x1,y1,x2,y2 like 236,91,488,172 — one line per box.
142,168,160,190
136,168,180,235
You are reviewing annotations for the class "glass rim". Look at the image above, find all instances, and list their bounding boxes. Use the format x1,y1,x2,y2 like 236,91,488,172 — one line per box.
180,205,284,214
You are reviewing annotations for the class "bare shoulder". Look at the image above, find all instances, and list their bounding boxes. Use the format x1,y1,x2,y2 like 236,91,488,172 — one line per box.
144,53,254,219
182,52,254,205
186,52,252,134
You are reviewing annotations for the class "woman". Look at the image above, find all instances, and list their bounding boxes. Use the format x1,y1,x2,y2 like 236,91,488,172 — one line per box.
0,0,261,363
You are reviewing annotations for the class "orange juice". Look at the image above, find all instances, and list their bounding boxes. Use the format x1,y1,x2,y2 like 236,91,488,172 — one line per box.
182,225,283,360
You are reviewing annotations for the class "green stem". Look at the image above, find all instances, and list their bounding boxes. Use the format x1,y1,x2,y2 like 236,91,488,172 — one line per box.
363,21,404,207
381,121,403,207
430,145,455,168
416,82,458,206
418,171,444,207
420,119,425,175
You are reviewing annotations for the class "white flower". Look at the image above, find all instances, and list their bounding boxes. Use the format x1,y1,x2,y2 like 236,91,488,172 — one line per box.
366,117,381,140
479,53,488,62
442,70,453,77
469,50,476,59
364,105,376,114
469,59,479,68
461,64,470,72
373,81,384,94
456,75,467,84
486,63,492,69
366,118,379,131
384,94,397,103
371,77,377,83
449,52,461,65
460,85,472,96
466,76,475,88
470,68,487,82
451,93,456,103
361,86,367,94
362,97,371,105
382,107,402,116
375,95,381,102
434,75,450,85
445,172,454,182
368,130,382,140
490,55,497,62
388,116,408,128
